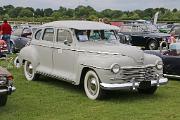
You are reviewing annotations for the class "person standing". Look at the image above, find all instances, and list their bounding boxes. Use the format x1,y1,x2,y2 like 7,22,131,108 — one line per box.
0,25,2,38
1,20,12,53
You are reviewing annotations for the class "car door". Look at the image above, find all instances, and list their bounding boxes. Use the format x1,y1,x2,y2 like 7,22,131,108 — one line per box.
31,28,54,74
162,55,180,75
52,28,76,82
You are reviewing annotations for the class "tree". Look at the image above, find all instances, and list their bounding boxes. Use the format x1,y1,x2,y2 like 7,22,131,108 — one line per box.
8,7,23,18
19,9,33,17
44,8,53,17
51,12,61,20
172,8,178,13
35,8,44,17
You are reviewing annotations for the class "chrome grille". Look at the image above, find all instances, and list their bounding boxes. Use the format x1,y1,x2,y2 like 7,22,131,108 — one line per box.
121,66,157,81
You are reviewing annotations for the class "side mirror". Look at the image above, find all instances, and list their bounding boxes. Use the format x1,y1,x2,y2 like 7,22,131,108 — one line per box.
64,40,71,46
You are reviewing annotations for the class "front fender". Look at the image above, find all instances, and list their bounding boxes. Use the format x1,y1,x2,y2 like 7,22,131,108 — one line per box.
18,45,39,69
75,54,136,85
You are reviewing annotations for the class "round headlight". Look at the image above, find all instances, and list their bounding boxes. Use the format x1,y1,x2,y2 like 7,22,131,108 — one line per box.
0,76,7,81
156,61,163,70
111,64,120,74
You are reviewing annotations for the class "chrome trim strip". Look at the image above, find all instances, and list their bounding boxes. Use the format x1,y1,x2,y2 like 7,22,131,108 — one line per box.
80,64,110,70
100,78,168,90
164,74,180,79
121,64,155,69
81,64,156,71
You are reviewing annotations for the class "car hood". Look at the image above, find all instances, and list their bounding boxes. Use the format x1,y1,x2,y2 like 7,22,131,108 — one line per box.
0,66,11,76
77,41,144,63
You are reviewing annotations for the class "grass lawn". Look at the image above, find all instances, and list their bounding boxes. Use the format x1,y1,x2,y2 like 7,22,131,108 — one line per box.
0,55,180,120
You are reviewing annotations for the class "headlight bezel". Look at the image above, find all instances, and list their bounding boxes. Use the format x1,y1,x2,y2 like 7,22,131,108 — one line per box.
0,76,7,82
110,63,121,74
156,61,163,70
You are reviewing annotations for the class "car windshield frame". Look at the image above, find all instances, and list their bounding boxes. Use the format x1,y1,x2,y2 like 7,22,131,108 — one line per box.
75,29,119,43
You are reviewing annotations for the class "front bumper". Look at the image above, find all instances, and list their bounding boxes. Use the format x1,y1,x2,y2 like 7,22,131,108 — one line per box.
0,86,16,95
0,49,8,53
100,78,168,90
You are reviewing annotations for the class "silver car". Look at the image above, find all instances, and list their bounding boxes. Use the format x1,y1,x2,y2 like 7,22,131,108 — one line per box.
17,21,168,100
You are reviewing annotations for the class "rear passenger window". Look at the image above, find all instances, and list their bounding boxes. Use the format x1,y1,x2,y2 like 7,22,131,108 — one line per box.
57,29,72,43
35,29,42,40
42,28,54,42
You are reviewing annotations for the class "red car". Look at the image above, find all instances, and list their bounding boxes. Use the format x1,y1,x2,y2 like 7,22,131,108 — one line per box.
0,39,8,57
0,66,16,106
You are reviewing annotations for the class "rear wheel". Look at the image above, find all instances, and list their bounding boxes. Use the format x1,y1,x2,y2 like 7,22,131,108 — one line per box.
24,61,39,81
84,70,104,100
147,40,159,50
0,95,8,106
138,86,157,94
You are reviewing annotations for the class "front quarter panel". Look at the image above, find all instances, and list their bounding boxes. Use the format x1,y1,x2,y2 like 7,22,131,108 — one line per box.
18,45,39,69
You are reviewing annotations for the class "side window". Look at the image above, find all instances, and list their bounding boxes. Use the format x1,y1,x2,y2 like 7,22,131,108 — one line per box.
42,28,54,42
35,29,42,40
57,29,73,43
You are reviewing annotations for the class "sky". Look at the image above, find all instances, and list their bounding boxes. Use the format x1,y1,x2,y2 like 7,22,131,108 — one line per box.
0,0,180,11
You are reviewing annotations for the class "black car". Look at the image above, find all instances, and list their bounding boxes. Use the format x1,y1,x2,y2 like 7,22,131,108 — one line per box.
145,42,180,79
170,25,180,38
12,27,38,38
119,24,171,50
10,35,31,53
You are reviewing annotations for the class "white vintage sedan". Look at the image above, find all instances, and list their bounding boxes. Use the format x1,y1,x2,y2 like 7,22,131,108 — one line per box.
18,21,168,100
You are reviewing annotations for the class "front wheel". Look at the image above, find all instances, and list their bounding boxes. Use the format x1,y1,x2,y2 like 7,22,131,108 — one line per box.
138,86,157,94
147,40,159,50
84,70,103,100
0,95,8,106
24,61,39,81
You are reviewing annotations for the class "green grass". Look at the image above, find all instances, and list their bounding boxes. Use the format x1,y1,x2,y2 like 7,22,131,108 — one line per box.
0,55,180,120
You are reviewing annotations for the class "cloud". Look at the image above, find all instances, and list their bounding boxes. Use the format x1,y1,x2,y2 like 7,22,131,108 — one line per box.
0,0,180,11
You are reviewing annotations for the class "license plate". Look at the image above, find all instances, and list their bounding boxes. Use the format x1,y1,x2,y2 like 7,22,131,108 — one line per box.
139,81,151,89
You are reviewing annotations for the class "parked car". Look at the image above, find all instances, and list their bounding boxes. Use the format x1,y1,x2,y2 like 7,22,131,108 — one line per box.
145,42,180,79
0,39,8,57
12,27,38,38
10,35,31,53
17,21,168,100
119,24,171,50
169,25,180,38
158,24,174,33
0,66,16,106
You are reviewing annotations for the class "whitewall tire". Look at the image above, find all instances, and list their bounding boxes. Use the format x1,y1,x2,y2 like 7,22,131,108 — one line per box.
84,70,103,100
24,61,39,81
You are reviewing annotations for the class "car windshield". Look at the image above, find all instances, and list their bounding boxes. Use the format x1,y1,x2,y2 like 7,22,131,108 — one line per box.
138,24,159,32
75,30,118,43
120,24,159,33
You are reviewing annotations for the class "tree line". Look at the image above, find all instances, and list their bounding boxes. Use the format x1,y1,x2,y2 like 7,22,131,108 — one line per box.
0,5,180,22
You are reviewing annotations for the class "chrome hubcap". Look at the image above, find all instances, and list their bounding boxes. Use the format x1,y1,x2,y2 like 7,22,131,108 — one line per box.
150,43,155,50
87,76,98,95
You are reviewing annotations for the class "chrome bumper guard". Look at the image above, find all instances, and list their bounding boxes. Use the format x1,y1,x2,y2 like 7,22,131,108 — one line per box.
0,86,16,95
100,78,168,90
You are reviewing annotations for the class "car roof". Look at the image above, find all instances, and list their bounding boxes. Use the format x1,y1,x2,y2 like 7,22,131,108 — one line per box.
41,20,119,30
